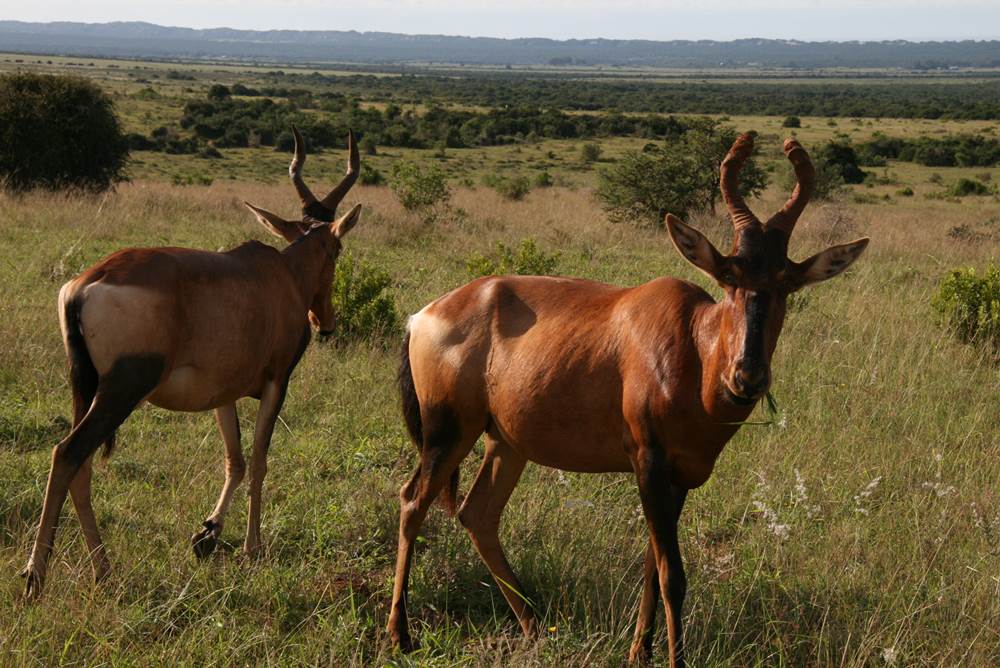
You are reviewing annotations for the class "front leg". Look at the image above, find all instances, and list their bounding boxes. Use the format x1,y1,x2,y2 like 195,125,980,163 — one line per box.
629,487,688,664
631,444,688,668
244,380,287,556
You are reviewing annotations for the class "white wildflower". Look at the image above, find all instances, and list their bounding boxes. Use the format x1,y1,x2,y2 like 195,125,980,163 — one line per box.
792,468,820,519
853,475,882,515
882,647,898,665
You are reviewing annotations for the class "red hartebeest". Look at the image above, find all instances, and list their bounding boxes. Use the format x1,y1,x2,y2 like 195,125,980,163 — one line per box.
22,127,361,599
388,135,869,665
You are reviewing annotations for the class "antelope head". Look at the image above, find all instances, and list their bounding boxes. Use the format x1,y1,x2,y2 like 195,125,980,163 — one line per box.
244,127,361,335
665,134,869,405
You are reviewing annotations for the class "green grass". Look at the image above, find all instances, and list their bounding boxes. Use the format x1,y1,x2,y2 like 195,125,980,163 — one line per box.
1,169,998,665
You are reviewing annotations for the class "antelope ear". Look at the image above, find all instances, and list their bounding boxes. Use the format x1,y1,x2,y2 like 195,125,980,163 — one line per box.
665,213,726,280
789,238,870,289
244,202,305,243
332,203,362,239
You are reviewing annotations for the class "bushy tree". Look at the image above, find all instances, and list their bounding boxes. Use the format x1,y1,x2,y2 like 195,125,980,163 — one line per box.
0,73,128,192
596,123,768,226
782,115,802,128
390,161,450,210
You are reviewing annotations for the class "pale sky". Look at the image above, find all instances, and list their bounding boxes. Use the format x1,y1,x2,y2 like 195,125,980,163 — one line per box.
1,0,998,41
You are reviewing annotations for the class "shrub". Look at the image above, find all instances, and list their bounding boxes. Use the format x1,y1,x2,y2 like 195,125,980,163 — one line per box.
330,254,401,343
207,84,231,100
816,141,866,184
896,187,915,197
581,142,603,162
948,178,993,197
467,238,560,278
0,73,128,192
932,264,1000,349
596,123,768,226
483,173,532,200
358,163,385,186
359,135,378,155
534,171,554,188
782,116,802,128
390,161,450,210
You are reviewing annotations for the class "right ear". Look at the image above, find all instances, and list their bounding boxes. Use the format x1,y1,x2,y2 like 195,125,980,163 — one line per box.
665,213,727,280
332,203,362,239
244,202,306,243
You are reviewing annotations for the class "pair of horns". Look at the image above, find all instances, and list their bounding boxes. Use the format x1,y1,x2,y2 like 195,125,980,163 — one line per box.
721,133,816,236
290,126,360,223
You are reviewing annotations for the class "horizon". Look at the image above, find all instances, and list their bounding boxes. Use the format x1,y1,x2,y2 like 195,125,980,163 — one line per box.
3,2,999,42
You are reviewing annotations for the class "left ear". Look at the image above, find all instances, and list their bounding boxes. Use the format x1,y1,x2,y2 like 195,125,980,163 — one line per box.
331,203,362,239
665,213,727,280
789,238,870,289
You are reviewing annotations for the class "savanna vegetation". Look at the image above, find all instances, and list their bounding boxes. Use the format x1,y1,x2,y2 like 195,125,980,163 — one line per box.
0,57,998,667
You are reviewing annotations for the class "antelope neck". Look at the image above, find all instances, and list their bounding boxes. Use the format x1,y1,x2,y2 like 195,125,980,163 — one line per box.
282,230,331,309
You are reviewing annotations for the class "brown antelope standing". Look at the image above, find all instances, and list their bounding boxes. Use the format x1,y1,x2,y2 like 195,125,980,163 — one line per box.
22,128,360,599
388,135,868,665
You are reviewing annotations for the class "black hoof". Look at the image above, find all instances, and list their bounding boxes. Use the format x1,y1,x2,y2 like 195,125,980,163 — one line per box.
22,568,43,601
191,521,220,560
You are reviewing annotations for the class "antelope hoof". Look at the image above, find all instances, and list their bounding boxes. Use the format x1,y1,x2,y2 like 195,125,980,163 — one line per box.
21,565,45,602
628,643,653,665
191,520,221,560
389,627,417,653
93,559,112,584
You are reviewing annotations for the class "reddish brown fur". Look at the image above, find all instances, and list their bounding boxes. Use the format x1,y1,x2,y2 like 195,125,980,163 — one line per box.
22,131,362,600
387,135,869,666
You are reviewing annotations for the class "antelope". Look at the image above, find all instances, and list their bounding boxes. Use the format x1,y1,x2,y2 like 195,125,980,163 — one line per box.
22,127,361,599
388,135,869,665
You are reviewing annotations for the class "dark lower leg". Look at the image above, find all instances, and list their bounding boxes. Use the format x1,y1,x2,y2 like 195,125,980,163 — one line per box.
68,456,110,581
629,538,659,663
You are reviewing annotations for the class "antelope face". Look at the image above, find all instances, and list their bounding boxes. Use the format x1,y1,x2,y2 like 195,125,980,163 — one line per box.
665,134,869,406
305,205,362,337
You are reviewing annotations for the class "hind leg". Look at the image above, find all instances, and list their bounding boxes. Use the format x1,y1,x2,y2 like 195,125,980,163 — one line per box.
457,434,536,637
68,456,110,583
66,368,110,582
192,403,244,559
387,406,481,651
23,354,163,600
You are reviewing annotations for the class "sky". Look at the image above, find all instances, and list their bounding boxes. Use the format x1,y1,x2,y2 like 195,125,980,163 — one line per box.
1,0,998,41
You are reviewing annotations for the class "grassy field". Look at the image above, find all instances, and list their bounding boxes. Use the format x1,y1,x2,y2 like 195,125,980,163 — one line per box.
1,157,999,665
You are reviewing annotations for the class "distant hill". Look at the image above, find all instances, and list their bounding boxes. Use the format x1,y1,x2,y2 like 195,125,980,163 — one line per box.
1,21,999,69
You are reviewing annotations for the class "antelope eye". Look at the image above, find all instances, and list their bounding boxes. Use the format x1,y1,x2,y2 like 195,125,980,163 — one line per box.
720,271,736,284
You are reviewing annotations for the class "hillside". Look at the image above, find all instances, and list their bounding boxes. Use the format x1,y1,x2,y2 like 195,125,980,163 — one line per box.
1,21,999,68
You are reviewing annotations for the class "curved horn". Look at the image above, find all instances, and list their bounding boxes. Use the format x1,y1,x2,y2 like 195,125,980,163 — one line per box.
766,138,816,236
720,133,760,233
318,129,360,213
289,125,318,212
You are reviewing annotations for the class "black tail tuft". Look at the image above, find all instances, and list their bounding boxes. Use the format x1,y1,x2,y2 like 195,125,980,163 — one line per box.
64,295,116,458
398,331,422,449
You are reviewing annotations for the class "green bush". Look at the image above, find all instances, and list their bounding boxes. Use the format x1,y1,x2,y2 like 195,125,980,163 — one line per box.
0,73,128,192
331,254,401,343
467,238,560,278
358,163,385,186
596,122,768,226
390,161,450,210
782,116,802,128
482,173,532,200
948,178,993,197
932,264,1000,349
896,187,915,197
534,171,554,188
581,142,603,162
